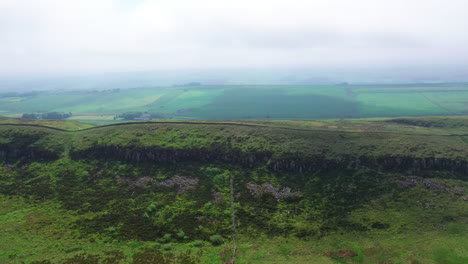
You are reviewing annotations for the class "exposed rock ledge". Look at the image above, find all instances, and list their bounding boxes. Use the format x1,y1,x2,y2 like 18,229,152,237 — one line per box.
71,146,468,176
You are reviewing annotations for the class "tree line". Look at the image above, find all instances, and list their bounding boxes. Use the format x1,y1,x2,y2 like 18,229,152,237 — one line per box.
22,112,72,120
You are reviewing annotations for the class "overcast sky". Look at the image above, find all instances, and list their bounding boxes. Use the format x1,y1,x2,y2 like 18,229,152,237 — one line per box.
1,0,468,76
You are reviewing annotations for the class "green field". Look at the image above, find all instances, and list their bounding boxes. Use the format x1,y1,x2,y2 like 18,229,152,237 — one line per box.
1,84,467,122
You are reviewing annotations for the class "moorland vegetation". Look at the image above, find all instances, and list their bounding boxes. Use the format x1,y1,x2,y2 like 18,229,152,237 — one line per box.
0,116,467,263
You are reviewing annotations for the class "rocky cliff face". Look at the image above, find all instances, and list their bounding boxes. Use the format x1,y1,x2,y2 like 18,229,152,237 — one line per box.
71,146,271,167
255,155,468,176
70,145,468,177
378,156,468,173
0,145,59,161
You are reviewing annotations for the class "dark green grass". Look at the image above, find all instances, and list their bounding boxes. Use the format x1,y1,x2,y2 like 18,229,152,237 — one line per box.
189,87,357,119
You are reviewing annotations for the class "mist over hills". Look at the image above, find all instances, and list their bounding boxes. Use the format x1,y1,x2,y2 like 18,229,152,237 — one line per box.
2,66,468,92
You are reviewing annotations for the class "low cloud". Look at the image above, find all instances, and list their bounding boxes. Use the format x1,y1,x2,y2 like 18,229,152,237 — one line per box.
1,0,468,75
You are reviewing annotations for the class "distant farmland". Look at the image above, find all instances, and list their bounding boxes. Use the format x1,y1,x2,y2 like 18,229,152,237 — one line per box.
0,84,467,122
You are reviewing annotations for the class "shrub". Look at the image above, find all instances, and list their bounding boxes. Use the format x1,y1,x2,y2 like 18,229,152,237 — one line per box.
152,242,162,249
176,229,188,241
159,233,172,244
162,244,173,251
209,234,224,246
191,240,205,247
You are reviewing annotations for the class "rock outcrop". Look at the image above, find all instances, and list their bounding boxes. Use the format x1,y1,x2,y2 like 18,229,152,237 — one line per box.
0,145,59,161
71,145,468,177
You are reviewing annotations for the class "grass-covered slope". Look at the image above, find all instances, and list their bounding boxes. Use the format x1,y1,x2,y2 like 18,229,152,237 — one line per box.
0,117,467,263
0,116,95,130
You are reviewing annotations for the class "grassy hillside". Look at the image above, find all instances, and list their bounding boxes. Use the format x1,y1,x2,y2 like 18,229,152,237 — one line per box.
0,117,467,263
0,116,95,130
1,84,468,122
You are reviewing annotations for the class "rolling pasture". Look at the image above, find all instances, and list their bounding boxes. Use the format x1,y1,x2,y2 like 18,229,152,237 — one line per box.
0,84,467,122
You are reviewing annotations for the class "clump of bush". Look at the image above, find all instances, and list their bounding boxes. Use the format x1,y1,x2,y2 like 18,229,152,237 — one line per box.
209,234,224,246
152,242,162,249
176,229,189,241
162,244,173,251
191,240,205,248
158,233,172,244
